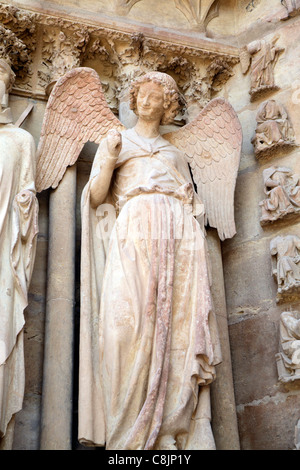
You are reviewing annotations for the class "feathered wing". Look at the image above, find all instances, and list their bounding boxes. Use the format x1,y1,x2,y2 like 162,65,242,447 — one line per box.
164,98,242,240
36,67,125,192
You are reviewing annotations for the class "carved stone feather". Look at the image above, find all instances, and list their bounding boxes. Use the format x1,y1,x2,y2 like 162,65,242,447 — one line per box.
164,97,242,240
36,67,125,192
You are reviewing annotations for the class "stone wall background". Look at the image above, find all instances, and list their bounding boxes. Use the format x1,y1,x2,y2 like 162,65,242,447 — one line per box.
221,3,300,450
3,0,300,450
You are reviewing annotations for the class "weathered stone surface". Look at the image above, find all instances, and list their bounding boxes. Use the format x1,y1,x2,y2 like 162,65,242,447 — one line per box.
228,310,282,405
237,393,300,450
276,311,300,384
12,395,42,450
223,237,278,317
207,229,240,450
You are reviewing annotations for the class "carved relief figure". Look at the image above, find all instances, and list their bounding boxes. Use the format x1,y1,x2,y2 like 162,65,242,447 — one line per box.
270,235,300,296
0,59,38,447
276,311,300,383
240,36,284,101
36,68,242,450
260,166,300,224
252,100,295,157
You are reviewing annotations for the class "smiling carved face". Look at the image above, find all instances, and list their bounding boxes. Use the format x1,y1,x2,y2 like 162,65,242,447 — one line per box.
136,81,166,123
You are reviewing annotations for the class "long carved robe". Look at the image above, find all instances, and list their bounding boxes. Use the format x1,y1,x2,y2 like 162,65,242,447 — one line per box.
279,311,300,374
260,167,295,221
79,128,221,450
0,124,38,439
247,40,278,91
270,235,300,291
255,101,293,146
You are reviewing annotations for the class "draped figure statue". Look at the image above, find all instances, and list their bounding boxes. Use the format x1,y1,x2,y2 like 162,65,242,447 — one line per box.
270,234,300,295
240,36,284,101
36,68,242,450
276,311,300,384
260,166,300,224
252,100,295,156
0,59,38,447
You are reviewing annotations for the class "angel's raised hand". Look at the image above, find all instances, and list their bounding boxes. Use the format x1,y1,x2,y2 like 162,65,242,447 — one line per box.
106,129,122,159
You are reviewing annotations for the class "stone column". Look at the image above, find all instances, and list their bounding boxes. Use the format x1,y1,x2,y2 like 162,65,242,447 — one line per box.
40,165,77,450
207,228,240,450
37,27,90,449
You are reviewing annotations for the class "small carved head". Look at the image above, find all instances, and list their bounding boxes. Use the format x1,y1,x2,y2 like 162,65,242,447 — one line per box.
0,59,15,93
129,71,184,125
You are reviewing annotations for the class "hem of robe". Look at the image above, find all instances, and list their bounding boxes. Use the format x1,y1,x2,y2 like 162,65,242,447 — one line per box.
0,329,25,438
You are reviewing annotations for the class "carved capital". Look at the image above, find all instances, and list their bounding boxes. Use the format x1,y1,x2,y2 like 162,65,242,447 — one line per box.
0,24,29,69
0,3,239,103
40,27,90,95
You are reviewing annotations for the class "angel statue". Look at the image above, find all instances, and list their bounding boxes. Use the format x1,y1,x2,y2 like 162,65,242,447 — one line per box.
36,67,242,450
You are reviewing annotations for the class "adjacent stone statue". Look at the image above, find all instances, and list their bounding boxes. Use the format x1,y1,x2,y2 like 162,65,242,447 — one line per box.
36,68,242,450
270,234,300,299
260,166,300,224
240,36,284,101
276,311,300,383
0,59,38,447
252,100,295,157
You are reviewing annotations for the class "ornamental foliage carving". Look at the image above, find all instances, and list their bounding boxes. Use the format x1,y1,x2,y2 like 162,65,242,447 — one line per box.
0,3,239,114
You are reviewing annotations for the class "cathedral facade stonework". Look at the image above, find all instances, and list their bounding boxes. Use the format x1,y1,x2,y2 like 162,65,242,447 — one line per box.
1,0,300,451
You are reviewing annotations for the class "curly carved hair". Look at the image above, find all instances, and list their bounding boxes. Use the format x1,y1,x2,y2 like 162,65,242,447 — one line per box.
0,59,15,93
129,72,184,125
